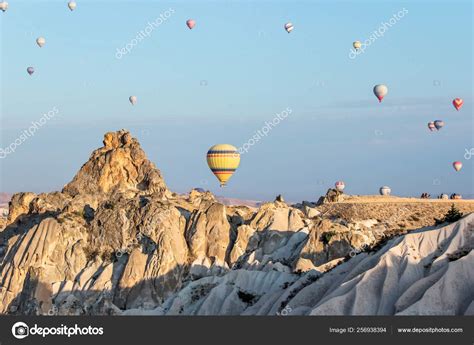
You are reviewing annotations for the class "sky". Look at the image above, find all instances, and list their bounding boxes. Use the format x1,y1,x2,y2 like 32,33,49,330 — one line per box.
0,0,473,202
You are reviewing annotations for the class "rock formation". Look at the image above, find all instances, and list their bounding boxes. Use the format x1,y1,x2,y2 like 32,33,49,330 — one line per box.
63,129,169,198
0,130,473,316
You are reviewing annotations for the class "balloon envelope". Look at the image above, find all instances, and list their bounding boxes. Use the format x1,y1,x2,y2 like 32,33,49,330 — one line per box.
36,37,46,47
373,84,388,102
353,41,361,50
186,19,195,29
434,120,444,130
284,22,294,33
428,122,436,131
379,186,391,196
129,96,137,105
27,67,34,75
0,1,8,12
452,98,463,111
335,181,345,192
68,1,76,11
207,144,240,187
453,161,462,172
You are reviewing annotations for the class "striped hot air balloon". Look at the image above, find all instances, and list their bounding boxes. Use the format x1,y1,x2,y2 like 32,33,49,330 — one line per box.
452,98,463,111
335,181,345,192
453,161,462,172
0,1,8,12
284,22,294,33
353,41,361,50
206,144,240,187
373,84,388,102
379,186,391,196
186,19,196,29
434,120,444,130
428,121,436,131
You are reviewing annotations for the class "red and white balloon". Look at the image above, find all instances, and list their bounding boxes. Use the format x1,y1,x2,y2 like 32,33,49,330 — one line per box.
452,98,463,111
335,181,345,192
186,19,196,30
453,161,462,172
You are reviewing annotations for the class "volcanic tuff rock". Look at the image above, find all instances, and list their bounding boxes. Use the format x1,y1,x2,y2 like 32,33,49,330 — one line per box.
63,129,169,198
127,214,474,316
1,130,473,316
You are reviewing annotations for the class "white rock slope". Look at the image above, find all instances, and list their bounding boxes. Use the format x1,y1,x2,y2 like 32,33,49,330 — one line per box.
127,213,473,316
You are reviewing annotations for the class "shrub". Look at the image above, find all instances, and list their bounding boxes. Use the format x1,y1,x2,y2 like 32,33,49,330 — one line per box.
321,231,337,245
435,204,463,225
84,246,99,262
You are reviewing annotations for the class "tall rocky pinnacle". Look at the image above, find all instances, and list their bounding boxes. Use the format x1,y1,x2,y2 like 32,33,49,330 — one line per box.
62,129,169,198
1,129,473,316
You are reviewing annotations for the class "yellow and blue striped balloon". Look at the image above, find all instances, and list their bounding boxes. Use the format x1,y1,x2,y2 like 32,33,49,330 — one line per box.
206,144,240,187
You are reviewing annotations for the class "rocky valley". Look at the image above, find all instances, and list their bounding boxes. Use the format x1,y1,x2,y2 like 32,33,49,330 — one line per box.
0,130,473,316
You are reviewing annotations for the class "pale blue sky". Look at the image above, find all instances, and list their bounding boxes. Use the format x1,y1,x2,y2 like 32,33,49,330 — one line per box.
1,0,472,201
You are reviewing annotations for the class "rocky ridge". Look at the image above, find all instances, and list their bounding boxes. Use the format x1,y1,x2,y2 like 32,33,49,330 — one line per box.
0,130,473,316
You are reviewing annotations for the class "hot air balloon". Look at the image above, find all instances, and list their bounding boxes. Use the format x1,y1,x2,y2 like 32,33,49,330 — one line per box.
453,161,462,172
373,84,388,102
0,1,8,12
186,19,195,30
379,186,391,196
353,41,361,50
129,96,137,105
36,37,46,47
428,121,436,132
434,120,444,130
206,144,240,187
452,98,463,111
27,67,34,75
68,1,77,11
335,181,345,192
284,22,294,33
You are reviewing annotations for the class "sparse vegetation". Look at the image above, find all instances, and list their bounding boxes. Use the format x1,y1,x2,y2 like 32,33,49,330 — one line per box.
435,204,463,225
447,249,470,261
321,231,337,245
237,290,257,305
190,283,218,303
72,210,86,219
104,201,115,210
84,246,100,262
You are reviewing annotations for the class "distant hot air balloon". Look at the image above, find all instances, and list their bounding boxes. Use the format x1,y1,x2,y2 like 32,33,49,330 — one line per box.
284,22,294,33
206,144,240,187
186,19,195,30
379,186,391,196
434,120,444,130
427,121,436,132
129,96,137,105
452,98,463,111
335,181,345,192
353,41,361,50
373,84,388,102
36,37,46,47
27,67,34,75
453,161,462,172
0,1,8,12
68,1,77,11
